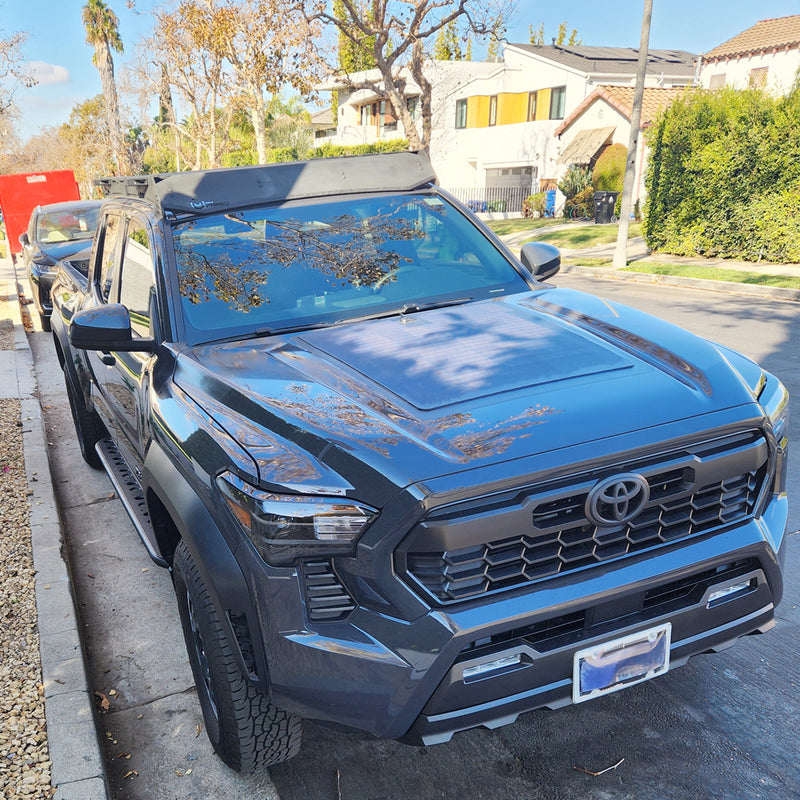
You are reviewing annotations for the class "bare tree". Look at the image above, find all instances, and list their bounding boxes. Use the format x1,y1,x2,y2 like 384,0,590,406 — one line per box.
305,0,507,152
0,27,35,144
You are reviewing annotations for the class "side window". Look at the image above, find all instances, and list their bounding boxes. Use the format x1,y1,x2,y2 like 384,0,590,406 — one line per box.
98,214,122,302
549,86,566,120
455,98,467,129
118,220,156,338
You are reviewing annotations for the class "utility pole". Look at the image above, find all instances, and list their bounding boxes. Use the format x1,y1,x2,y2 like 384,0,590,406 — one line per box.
613,0,653,268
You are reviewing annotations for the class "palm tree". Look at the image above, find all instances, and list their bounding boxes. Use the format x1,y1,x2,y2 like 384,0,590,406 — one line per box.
82,0,127,174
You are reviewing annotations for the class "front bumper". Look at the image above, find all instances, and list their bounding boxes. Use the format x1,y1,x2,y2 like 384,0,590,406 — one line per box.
244,493,787,743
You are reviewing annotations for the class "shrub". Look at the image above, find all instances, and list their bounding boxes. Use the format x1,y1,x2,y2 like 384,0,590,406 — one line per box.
565,187,594,219
644,86,800,261
593,144,626,191
558,165,592,200
309,139,409,159
523,192,548,218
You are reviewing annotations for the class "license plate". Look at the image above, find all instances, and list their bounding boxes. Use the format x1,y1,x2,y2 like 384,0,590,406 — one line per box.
572,622,671,704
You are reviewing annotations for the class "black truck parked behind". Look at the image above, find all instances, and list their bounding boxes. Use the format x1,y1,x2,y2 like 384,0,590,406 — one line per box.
50,152,788,772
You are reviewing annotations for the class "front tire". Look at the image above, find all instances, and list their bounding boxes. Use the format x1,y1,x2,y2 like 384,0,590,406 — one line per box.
172,540,302,772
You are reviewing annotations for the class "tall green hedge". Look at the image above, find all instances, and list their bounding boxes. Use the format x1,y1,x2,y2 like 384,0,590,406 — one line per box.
644,87,800,262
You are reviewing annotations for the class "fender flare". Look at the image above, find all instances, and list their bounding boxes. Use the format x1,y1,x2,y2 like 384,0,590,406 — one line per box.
143,441,270,690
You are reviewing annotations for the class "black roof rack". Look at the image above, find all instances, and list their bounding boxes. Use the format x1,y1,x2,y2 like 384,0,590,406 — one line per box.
92,151,437,215
94,174,171,200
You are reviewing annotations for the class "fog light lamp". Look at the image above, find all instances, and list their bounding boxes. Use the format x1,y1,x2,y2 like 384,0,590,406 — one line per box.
462,654,522,682
707,580,753,607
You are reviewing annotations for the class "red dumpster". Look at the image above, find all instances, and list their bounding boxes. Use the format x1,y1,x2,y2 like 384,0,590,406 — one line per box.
0,170,80,258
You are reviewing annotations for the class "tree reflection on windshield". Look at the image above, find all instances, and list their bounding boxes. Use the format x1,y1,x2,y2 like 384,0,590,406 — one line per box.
175,209,425,313
172,193,528,340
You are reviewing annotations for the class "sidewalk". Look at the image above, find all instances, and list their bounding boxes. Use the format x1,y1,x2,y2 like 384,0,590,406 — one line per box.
0,250,109,800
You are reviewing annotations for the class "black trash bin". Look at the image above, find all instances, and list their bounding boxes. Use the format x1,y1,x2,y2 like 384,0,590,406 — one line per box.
593,191,619,224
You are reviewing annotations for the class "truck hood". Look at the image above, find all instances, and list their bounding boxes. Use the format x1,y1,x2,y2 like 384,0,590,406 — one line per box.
174,288,762,499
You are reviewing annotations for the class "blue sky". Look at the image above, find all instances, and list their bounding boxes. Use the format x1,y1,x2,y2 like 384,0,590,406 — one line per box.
4,0,799,139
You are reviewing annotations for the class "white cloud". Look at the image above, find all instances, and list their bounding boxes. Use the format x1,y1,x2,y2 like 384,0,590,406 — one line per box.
24,62,70,86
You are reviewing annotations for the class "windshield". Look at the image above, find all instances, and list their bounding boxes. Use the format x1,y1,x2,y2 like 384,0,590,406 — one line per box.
36,206,100,244
172,193,531,341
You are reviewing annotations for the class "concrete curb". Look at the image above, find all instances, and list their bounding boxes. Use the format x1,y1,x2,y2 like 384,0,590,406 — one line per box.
560,264,800,303
2,260,111,800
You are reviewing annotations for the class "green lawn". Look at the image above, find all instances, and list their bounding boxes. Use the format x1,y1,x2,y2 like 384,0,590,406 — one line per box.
485,217,568,236
561,258,800,290
535,223,642,249
623,261,800,289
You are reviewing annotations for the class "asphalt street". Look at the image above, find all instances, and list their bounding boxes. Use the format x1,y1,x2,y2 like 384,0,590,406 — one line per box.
29,273,800,800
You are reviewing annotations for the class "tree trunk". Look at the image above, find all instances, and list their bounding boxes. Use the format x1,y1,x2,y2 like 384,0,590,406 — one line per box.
250,86,268,164
375,53,423,151
409,40,431,152
95,44,127,175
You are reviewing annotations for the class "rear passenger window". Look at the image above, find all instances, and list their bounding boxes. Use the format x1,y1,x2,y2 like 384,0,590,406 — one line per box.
98,214,122,302
119,220,156,338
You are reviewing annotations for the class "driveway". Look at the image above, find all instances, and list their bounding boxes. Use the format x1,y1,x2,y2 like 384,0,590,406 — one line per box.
29,273,800,800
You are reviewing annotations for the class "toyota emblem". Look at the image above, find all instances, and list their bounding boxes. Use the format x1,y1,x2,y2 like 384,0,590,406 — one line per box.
585,474,650,527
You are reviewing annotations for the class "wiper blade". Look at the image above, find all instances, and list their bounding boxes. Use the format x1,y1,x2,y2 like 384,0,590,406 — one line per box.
336,297,474,326
398,297,473,315
205,320,335,345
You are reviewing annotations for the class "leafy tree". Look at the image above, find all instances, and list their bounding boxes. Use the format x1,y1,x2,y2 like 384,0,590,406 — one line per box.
149,1,234,169
434,19,469,61
82,0,128,174
213,0,320,164
529,21,581,46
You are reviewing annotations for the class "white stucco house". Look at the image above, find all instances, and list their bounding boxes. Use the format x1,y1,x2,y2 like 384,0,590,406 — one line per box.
699,15,800,94
317,44,695,211
553,85,685,206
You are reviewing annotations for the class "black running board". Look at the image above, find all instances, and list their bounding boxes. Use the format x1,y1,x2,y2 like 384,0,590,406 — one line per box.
95,438,168,567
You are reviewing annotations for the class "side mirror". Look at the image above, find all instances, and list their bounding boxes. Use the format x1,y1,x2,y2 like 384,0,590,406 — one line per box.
519,241,560,282
19,233,29,247
69,303,155,353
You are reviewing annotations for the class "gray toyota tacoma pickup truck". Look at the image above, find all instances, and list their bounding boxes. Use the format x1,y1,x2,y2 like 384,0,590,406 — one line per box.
50,152,788,772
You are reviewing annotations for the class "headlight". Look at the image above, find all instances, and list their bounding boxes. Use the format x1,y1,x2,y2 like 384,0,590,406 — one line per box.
759,376,789,448
759,375,789,495
216,471,377,566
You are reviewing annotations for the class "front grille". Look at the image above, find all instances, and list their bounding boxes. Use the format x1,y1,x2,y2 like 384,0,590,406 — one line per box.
300,561,356,622
457,558,760,658
401,431,770,603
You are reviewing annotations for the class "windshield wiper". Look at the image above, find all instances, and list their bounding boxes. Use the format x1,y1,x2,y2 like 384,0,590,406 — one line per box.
337,297,474,326
205,319,335,345
198,297,475,346
398,297,473,315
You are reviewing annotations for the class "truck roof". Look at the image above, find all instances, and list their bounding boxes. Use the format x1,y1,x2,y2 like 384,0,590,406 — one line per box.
94,151,437,215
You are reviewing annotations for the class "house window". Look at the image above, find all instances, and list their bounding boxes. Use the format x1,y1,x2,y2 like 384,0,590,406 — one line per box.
749,67,768,89
549,86,566,120
407,96,421,121
527,92,538,121
488,95,497,126
455,99,468,129
359,103,373,126
709,73,726,90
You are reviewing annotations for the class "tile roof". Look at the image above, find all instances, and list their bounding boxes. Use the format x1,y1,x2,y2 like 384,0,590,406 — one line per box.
554,85,685,137
508,44,696,76
706,15,800,60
